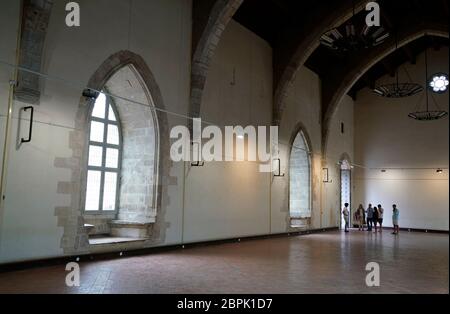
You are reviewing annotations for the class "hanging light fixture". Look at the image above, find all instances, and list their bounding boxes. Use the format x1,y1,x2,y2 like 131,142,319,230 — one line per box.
373,32,423,98
409,46,448,121
320,1,390,53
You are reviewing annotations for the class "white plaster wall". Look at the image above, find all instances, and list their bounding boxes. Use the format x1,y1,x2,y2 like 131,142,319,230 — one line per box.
0,0,192,263
353,48,449,231
272,66,323,232
184,21,273,242
0,2,349,264
323,95,355,228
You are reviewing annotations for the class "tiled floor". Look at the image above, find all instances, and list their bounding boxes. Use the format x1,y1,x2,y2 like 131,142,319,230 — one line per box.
0,230,448,294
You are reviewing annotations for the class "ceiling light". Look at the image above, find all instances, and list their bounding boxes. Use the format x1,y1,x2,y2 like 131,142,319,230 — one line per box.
409,47,448,121
429,73,449,93
373,83,423,98
373,35,423,98
408,111,448,121
320,4,389,53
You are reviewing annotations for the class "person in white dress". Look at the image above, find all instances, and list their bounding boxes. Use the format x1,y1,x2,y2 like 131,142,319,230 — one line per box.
342,203,350,233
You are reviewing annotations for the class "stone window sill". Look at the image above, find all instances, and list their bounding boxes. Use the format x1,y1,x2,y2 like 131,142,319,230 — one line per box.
89,236,147,246
110,219,155,227
290,217,311,229
109,219,155,238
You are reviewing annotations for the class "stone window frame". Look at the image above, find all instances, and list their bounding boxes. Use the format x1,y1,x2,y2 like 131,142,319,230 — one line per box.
84,91,123,214
80,58,163,223
56,50,174,254
288,126,313,221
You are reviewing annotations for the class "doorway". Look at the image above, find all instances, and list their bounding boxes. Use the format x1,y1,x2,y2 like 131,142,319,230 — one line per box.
340,161,352,230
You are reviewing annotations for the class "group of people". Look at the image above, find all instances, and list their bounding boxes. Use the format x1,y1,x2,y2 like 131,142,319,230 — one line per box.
342,203,400,235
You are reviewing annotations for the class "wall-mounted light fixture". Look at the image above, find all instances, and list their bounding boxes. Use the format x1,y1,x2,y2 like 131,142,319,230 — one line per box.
273,158,285,177
436,169,444,174
381,169,387,173
191,142,204,167
82,88,99,100
322,168,332,183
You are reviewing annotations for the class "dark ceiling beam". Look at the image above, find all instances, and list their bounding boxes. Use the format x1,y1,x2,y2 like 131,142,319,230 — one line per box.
349,89,357,101
268,0,300,24
273,0,369,126
442,0,449,17
402,46,417,64
321,24,449,156
381,60,396,77
380,6,394,30
269,0,290,15
364,73,376,90
350,71,377,96
431,36,442,50
412,0,423,11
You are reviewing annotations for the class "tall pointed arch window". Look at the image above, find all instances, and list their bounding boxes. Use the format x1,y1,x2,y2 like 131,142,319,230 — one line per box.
289,130,312,219
85,92,122,212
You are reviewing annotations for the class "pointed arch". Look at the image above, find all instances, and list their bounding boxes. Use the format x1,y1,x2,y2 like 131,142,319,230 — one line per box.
289,126,313,221
55,51,171,254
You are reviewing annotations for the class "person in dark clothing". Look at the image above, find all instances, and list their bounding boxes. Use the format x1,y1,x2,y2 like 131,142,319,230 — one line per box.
366,204,374,231
373,205,379,233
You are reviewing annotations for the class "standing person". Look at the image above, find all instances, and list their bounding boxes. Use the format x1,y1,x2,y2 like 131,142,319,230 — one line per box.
356,204,365,231
372,204,379,233
377,204,384,233
366,204,374,231
392,204,400,235
342,203,350,233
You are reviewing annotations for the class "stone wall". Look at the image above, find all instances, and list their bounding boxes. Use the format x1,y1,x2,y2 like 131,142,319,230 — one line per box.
105,65,158,223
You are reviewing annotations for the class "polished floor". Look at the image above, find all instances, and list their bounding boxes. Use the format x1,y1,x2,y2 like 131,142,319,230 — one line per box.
0,230,448,294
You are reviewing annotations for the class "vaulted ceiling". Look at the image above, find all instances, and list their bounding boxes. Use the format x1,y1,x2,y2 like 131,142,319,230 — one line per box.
233,0,449,99
190,0,448,152
348,35,449,98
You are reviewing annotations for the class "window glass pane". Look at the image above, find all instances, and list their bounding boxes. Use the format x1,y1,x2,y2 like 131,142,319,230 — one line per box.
108,105,117,121
90,121,104,142
107,124,119,145
289,132,311,218
105,148,119,168
102,172,117,211
88,145,103,167
85,170,101,211
92,93,106,119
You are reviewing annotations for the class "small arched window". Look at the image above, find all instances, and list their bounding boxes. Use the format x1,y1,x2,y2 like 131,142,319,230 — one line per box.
289,130,311,218
84,92,122,212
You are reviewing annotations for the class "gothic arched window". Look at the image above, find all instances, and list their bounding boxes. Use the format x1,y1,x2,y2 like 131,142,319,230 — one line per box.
84,92,122,212
289,130,312,218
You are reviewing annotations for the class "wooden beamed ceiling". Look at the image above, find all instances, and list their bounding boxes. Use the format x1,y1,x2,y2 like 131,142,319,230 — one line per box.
232,0,449,99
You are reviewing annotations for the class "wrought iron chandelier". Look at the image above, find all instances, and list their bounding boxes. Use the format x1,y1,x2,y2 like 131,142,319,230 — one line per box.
409,48,448,121
373,35,423,98
320,3,390,53
373,78,423,98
